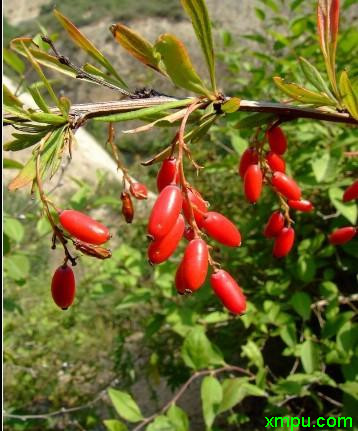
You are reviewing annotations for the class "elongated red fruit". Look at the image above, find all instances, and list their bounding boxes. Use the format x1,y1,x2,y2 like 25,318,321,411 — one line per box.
266,151,286,173
329,227,356,245
267,126,287,155
343,181,358,202
210,270,246,315
182,188,208,226
130,182,148,200
238,148,259,178
201,212,241,247
175,261,190,295
182,239,208,291
264,211,285,238
51,264,76,310
244,165,263,203
273,227,295,258
157,157,178,192
288,199,314,212
148,215,185,264
148,185,183,239
271,172,301,200
59,210,110,245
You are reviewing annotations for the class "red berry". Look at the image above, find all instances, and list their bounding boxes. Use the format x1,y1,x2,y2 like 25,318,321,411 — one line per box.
130,182,148,200
51,264,76,310
273,227,295,258
201,212,241,247
271,172,301,201
264,211,285,238
182,239,208,291
121,191,134,223
148,185,183,239
59,210,110,245
329,227,356,245
175,261,190,295
157,157,179,192
148,215,185,264
244,165,263,203
343,181,358,202
182,187,208,226
267,126,287,155
238,148,259,179
266,151,286,173
184,226,195,241
288,199,314,212
210,270,246,315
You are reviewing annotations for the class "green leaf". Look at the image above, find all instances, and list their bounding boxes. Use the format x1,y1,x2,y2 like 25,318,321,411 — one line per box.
167,404,189,431
4,48,25,75
218,378,266,414
311,152,330,183
54,9,126,87
103,420,128,431
154,34,211,97
4,129,52,152
340,381,358,401
180,0,216,91
201,376,222,430
296,255,316,283
4,254,30,280
146,416,174,431
290,292,312,320
329,187,357,224
300,340,320,373
299,57,335,99
273,77,337,106
181,327,224,370
28,84,50,113
222,98,241,113
29,112,67,125
235,113,275,130
339,70,358,120
94,99,192,123
20,41,63,114
108,388,143,423
110,24,164,74
280,323,297,347
3,159,24,170
3,85,24,109
241,340,264,369
4,218,24,242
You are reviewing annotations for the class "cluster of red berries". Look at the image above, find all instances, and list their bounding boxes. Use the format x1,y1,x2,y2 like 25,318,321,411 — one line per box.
146,156,246,315
49,127,356,314
329,180,358,245
239,126,313,258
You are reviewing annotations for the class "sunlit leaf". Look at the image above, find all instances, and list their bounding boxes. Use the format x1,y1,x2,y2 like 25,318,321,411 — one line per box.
201,376,222,429
167,404,190,431
108,388,143,423
3,159,24,170
3,85,23,109
29,112,67,125
110,24,164,74
28,84,50,113
181,0,216,91
54,9,126,87
154,34,211,97
3,48,25,75
300,340,320,373
299,57,335,99
329,187,357,224
103,419,128,431
274,77,337,106
339,70,358,120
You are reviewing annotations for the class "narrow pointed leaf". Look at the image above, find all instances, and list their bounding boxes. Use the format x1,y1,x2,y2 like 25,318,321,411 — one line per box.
339,70,358,120
181,0,216,91
28,85,50,113
299,57,335,99
3,48,25,75
3,159,24,170
123,108,187,134
141,145,173,166
154,34,211,97
82,63,128,88
94,98,193,122
29,112,67,125
54,9,126,87
110,24,164,74
3,85,24,109
274,77,337,106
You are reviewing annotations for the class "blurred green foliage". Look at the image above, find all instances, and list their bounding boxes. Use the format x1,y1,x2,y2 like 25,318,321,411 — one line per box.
3,0,358,430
